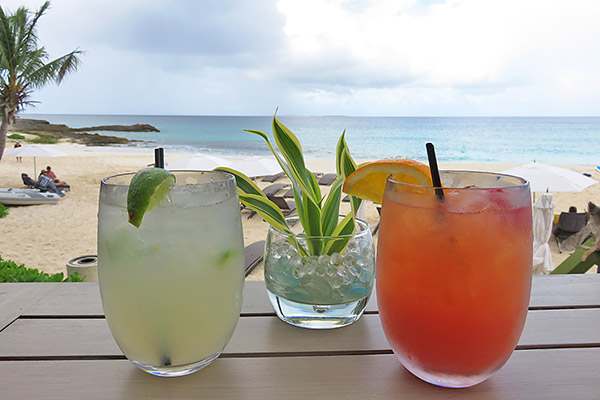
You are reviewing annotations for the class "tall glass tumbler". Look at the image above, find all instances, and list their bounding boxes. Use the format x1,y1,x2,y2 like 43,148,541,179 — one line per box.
98,171,244,377
376,171,532,388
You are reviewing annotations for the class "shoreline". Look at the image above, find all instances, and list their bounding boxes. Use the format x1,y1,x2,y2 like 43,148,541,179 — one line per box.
15,114,600,164
1,140,599,278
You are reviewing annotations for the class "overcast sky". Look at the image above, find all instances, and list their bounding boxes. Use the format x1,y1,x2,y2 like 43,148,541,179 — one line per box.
3,0,600,116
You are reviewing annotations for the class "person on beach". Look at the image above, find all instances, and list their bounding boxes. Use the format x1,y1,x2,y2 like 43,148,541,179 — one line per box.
581,202,600,267
13,141,22,162
42,166,67,186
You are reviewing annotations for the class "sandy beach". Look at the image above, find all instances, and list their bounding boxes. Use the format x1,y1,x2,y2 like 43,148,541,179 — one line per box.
1,139,599,279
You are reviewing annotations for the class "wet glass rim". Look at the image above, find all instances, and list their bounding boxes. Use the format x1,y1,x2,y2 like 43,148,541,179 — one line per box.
387,169,529,190
100,170,235,187
270,216,371,240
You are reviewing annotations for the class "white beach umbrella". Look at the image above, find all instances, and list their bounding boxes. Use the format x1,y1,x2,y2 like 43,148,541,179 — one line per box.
532,192,554,275
501,163,598,193
230,157,282,178
167,154,233,171
4,144,68,176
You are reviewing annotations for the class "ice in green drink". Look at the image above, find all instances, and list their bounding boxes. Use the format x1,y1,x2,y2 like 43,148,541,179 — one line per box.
97,170,244,377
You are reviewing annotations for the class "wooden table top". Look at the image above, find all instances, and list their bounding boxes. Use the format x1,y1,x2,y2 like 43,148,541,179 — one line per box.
1,275,599,399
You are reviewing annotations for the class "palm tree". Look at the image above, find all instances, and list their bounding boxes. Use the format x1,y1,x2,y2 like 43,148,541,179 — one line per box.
0,1,82,160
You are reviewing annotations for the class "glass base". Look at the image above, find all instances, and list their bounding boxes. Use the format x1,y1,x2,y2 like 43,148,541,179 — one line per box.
131,350,222,377
267,289,369,329
399,356,499,388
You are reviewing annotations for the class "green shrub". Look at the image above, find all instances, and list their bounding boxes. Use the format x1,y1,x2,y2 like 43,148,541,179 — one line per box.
30,134,59,144
0,203,8,218
7,133,25,139
0,256,84,282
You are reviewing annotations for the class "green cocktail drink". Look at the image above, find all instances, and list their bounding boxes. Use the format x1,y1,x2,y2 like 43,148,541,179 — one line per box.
98,170,244,377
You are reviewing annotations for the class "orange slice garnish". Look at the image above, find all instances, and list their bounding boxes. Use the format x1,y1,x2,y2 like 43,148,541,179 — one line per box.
342,159,433,204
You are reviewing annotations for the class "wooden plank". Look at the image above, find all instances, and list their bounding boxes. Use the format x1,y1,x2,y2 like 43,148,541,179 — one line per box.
0,349,598,399
18,281,377,316
2,309,599,358
530,274,600,308
23,282,104,316
519,309,600,348
0,318,120,357
19,281,277,316
0,283,59,330
12,275,600,319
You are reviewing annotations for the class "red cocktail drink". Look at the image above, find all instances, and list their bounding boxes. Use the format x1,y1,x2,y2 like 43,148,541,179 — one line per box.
377,170,532,387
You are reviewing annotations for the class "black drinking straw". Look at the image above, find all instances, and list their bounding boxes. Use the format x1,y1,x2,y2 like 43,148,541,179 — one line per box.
154,148,165,169
426,142,444,200
153,146,170,366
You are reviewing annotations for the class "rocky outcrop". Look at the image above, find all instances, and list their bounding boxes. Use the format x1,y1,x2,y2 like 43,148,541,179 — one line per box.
8,118,158,146
70,124,159,133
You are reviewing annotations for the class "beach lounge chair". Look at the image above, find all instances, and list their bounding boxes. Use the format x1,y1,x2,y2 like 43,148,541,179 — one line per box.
554,211,589,252
22,173,70,192
372,206,382,235
261,172,285,183
262,183,289,197
283,187,301,199
245,184,290,219
318,173,337,186
267,194,296,216
22,173,66,196
21,173,38,188
245,240,265,277
551,235,599,274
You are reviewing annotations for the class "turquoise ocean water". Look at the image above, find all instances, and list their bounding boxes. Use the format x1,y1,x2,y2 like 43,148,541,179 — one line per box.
22,114,600,164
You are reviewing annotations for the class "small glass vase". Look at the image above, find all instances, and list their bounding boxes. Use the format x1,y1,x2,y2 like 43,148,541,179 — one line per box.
264,216,375,329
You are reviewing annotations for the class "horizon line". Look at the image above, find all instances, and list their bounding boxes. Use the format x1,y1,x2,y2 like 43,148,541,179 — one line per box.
18,113,600,118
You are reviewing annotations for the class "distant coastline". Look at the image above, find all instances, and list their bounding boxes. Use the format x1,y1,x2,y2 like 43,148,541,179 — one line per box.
8,117,159,146
14,114,600,164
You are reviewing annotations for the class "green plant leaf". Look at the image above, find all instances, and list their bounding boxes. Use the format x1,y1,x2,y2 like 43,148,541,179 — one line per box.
238,192,291,234
336,131,349,176
226,113,364,257
0,203,8,219
272,116,320,204
214,166,289,233
245,128,305,199
301,191,323,254
0,256,84,282
245,125,321,239
291,180,306,230
321,177,344,236
214,167,263,197
336,137,363,216
237,192,308,256
308,170,322,207
244,129,292,174
324,214,356,255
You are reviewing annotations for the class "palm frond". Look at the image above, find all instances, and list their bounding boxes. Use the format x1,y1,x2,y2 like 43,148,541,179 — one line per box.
0,1,82,125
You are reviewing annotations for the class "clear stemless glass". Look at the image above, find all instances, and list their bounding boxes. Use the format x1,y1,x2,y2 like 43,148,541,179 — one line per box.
376,170,532,388
265,216,375,329
97,171,244,377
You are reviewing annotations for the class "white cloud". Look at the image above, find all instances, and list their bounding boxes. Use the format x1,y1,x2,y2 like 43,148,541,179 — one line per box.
2,0,600,115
